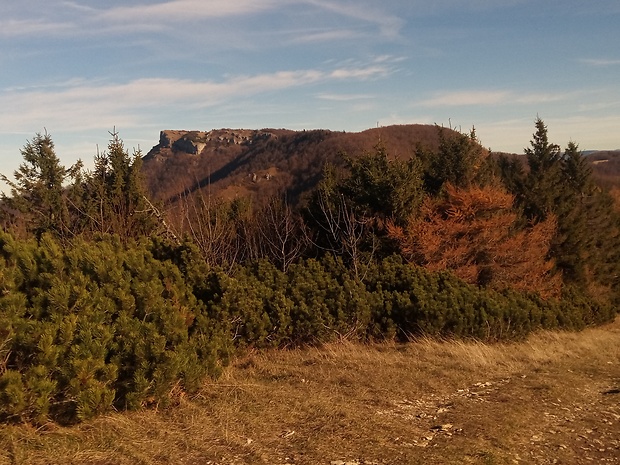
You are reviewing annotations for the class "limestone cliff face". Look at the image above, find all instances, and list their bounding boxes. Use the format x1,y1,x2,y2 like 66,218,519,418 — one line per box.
156,130,205,155
157,130,185,148
149,129,276,157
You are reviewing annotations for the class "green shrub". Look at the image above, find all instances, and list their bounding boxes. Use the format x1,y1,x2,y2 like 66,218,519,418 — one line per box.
0,232,228,424
198,257,377,348
362,256,611,341
0,230,611,424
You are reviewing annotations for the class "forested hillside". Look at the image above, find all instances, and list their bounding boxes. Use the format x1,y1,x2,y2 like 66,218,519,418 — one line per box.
588,150,620,189
141,124,450,206
0,119,618,425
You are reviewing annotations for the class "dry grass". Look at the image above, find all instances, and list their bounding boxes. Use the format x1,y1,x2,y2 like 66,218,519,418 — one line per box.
2,319,619,465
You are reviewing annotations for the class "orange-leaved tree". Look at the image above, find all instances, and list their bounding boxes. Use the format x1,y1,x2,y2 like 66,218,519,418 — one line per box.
387,183,561,298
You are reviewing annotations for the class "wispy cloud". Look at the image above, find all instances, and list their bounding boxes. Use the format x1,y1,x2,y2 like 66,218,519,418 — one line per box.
2,0,406,43
0,18,74,37
578,98,620,113
304,0,405,38
0,0,291,38
579,58,620,67
316,93,374,101
97,0,287,23
419,90,571,107
291,29,364,44
420,90,510,106
0,63,393,133
329,66,389,80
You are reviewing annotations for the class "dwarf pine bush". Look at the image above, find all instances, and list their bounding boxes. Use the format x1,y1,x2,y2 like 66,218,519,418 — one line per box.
0,231,611,424
0,232,228,424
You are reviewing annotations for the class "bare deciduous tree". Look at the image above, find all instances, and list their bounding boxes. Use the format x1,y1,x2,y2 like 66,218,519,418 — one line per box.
257,197,308,272
309,188,375,280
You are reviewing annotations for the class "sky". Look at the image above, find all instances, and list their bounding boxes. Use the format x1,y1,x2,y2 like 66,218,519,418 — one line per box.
1,0,619,188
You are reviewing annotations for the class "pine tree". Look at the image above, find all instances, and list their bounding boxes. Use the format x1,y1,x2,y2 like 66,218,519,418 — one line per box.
305,165,371,279
562,141,592,194
496,155,527,205
578,189,620,306
499,118,619,305
551,141,592,282
305,146,424,274
499,120,587,280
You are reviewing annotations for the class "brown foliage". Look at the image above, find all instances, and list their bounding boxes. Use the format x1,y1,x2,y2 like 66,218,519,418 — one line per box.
387,183,561,298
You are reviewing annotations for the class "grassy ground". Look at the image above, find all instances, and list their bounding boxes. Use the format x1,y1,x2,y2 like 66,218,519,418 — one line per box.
1,318,619,465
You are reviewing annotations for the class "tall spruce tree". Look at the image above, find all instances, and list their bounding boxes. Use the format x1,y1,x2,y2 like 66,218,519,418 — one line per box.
522,117,563,221
499,118,620,303
551,141,592,282
1,132,81,240
562,141,592,194
518,120,593,283
78,130,157,240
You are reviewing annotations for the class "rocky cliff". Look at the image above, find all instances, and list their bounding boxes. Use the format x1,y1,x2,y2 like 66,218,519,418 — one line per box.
146,129,278,158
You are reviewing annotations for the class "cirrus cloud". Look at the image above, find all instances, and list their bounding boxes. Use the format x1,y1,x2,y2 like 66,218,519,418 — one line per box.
0,63,392,133
419,90,573,107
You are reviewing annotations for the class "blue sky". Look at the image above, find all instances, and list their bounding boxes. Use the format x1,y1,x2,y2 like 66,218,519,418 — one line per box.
1,0,619,186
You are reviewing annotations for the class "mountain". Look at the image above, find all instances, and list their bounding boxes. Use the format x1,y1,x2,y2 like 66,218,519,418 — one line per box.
141,126,620,206
586,150,620,189
141,124,449,206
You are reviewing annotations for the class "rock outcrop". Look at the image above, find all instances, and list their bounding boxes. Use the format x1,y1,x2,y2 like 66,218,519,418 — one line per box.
148,129,277,158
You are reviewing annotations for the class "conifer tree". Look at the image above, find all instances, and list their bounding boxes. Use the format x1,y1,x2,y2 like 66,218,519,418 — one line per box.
496,155,526,204
499,118,620,303
573,186,620,306
562,141,592,194
386,183,561,298
420,126,491,195
550,141,592,282
507,120,593,284
522,117,563,221
78,130,157,240
339,144,424,226
1,132,81,240
306,146,424,273
305,165,371,279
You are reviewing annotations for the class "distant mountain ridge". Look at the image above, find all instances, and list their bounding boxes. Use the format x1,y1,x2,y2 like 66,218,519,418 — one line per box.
583,149,620,157
141,125,620,205
141,124,450,205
